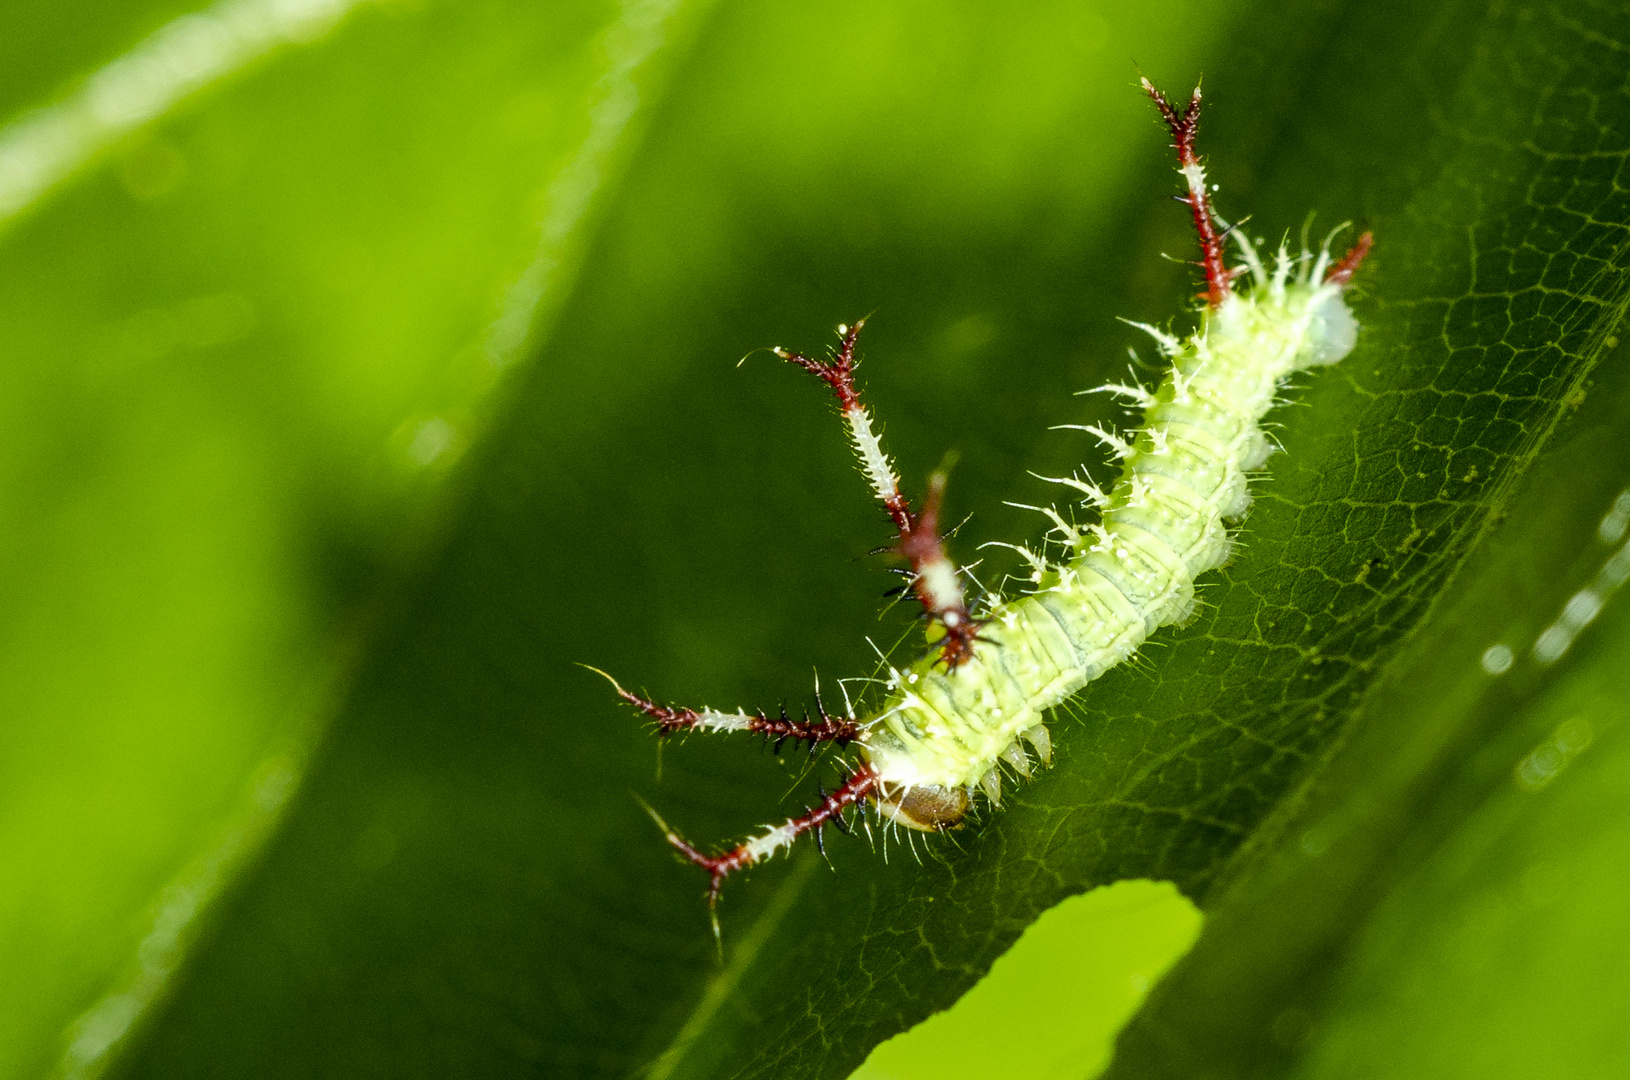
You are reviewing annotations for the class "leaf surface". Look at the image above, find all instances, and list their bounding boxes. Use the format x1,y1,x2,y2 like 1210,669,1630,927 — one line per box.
3,0,1627,1078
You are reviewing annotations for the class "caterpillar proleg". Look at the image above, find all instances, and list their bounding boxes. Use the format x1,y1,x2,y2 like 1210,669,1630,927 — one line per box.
602,80,1372,939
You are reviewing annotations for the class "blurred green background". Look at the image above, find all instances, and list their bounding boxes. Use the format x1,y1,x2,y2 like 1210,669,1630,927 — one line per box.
3,0,1629,1078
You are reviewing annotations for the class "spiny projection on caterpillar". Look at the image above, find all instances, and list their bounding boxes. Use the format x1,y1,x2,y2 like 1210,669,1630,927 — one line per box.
596,79,1372,939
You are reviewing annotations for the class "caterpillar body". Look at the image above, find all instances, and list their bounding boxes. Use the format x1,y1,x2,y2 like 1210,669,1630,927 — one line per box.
602,80,1372,937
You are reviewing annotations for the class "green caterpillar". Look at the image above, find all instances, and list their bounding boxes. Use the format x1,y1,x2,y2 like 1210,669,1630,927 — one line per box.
602,80,1371,937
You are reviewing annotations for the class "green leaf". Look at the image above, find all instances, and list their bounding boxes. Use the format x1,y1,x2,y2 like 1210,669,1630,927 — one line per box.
0,0,710,1076
853,880,1204,1080
4,0,1628,1078
1109,338,1630,1080
1104,3,1630,1071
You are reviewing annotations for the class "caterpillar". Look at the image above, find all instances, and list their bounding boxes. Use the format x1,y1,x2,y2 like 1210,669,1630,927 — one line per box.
599,79,1372,938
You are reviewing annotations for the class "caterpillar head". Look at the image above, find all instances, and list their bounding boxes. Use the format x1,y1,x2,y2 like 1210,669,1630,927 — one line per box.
1297,229,1372,367
1300,287,1360,367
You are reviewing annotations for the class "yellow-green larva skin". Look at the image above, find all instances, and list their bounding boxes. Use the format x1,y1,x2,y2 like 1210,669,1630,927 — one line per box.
861,265,1358,796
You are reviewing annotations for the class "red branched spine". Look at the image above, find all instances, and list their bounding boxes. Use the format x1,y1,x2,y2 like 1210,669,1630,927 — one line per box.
610,682,861,749
1142,78,1233,309
776,320,983,668
656,762,880,937
1326,230,1375,287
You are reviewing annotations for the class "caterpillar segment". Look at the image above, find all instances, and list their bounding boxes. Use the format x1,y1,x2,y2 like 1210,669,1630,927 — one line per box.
605,80,1372,936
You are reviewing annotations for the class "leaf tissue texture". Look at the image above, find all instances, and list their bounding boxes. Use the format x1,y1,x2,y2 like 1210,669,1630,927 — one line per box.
73,0,1630,1079
0,0,704,1077
1106,0,1630,1076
